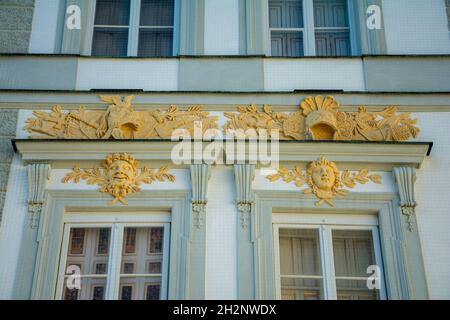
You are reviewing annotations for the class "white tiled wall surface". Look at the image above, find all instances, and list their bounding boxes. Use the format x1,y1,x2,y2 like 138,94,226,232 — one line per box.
75,59,179,91
383,0,450,54
264,59,366,92
0,155,28,299
204,0,240,55
414,112,450,299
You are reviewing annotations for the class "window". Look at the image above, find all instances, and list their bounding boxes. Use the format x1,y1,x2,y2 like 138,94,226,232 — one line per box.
57,223,170,300
274,221,386,300
313,0,350,56
91,0,176,57
269,0,352,56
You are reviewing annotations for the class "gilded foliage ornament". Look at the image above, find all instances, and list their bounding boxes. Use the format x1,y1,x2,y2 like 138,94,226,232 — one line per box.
63,153,175,205
267,157,382,207
225,96,420,142
25,96,219,139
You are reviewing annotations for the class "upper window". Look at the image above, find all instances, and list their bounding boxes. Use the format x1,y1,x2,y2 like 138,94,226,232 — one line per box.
269,0,352,57
92,0,175,57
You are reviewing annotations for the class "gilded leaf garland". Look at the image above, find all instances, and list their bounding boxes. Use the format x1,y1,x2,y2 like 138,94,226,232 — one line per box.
63,153,175,205
267,157,382,207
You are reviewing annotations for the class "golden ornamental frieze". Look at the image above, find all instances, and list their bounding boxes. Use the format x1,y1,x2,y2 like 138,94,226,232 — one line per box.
225,96,420,141
25,95,219,139
267,157,382,207
63,153,175,205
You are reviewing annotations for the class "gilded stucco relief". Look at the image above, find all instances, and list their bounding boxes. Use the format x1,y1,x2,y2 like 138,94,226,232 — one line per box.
267,157,382,207
25,95,219,139
63,153,175,205
225,96,420,141
25,95,419,142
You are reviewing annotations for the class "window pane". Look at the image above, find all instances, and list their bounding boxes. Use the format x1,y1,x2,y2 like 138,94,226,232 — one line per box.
92,28,129,57
119,227,164,300
332,230,380,300
97,228,110,255
63,228,110,300
279,229,321,276
313,0,348,28
336,279,379,300
138,29,173,57
281,278,323,300
332,230,376,277
279,229,324,300
119,277,162,300
269,0,303,28
271,31,303,57
315,31,350,56
140,0,174,26
95,0,130,26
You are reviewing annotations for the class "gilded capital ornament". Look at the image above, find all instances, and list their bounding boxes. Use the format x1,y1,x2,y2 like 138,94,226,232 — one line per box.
25,95,219,140
63,153,175,205
267,157,382,207
225,96,420,142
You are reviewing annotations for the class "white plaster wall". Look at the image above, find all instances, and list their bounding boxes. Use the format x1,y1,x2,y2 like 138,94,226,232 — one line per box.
383,0,450,54
75,59,179,91
0,155,28,299
204,0,240,55
414,112,450,299
28,0,60,54
205,166,237,299
264,59,366,92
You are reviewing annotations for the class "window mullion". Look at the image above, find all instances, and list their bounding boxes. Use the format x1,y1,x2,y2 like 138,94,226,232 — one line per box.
320,225,337,300
128,0,141,56
105,223,124,300
303,0,316,56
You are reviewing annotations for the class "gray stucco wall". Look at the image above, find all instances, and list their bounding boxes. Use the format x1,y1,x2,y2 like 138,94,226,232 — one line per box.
0,0,35,53
0,110,18,222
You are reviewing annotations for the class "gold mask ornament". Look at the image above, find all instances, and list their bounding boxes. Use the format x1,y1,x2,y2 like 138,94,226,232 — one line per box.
63,153,175,204
267,157,382,207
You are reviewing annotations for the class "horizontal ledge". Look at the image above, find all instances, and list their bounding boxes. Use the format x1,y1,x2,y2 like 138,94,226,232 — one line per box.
13,139,433,169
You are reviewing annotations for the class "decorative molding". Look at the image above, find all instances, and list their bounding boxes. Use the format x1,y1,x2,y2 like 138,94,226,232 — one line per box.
268,157,382,207
14,140,433,170
62,153,175,205
393,167,417,232
234,164,255,229
27,163,50,229
190,164,211,228
225,96,420,141
24,95,218,139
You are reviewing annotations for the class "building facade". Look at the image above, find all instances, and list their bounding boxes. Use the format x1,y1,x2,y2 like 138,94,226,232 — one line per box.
0,0,449,300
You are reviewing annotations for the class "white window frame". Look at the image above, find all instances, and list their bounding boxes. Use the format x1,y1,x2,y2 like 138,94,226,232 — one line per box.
272,213,387,300
85,0,180,57
268,0,357,56
55,212,171,300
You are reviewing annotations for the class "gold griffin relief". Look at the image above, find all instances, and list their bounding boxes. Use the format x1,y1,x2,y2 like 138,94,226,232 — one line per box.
24,95,219,139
